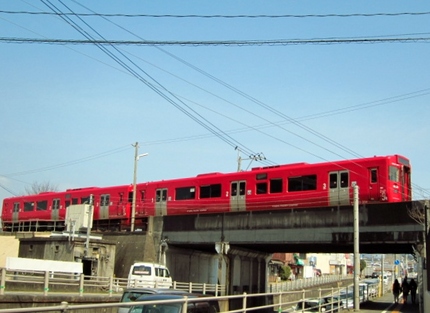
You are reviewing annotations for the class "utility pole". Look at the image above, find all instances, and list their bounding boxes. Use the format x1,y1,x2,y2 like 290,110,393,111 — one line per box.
131,142,139,232
131,142,148,232
85,194,93,257
352,182,360,311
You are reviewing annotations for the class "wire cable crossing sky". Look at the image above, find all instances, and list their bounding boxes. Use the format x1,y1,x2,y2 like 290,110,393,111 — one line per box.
0,1,429,203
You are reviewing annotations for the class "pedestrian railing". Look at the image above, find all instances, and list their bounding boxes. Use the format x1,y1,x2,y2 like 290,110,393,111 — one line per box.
268,274,352,292
0,267,225,297
0,286,362,313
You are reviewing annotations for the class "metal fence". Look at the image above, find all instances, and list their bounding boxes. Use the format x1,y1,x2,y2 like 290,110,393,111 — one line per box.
0,268,389,313
268,274,352,292
0,268,225,297
0,284,381,313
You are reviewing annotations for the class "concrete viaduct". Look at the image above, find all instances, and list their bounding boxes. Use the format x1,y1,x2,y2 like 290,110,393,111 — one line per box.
104,200,426,295
162,200,426,254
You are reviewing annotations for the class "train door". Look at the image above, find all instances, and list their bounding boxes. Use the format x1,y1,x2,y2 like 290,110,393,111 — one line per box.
100,194,110,219
400,165,412,201
329,171,350,206
368,168,380,201
155,188,167,216
12,202,19,224
230,181,246,211
51,198,60,220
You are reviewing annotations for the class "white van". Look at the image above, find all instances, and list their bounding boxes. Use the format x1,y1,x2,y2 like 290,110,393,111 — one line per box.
127,262,172,288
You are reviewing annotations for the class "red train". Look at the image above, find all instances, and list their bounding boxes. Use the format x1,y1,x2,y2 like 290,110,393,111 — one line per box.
1,155,412,232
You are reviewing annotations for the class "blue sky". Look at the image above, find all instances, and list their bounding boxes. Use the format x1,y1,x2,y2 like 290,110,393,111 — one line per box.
1,1,430,209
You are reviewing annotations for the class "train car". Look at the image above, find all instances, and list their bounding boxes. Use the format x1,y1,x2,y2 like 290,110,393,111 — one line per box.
1,184,132,232
134,154,411,216
1,154,411,231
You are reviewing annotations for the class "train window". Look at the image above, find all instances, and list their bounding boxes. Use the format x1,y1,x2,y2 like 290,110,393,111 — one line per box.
36,200,48,211
288,175,317,192
256,173,267,180
101,194,110,206
270,179,283,193
239,182,246,195
329,173,337,189
256,182,267,194
81,197,90,204
65,200,71,208
340,172,349,188
156,190,168,202
128,191,133,203
231,184,237,196
13,202,20,212
72,198,78,205
24,201,34,212
140,190,145,201
200,184,222,198
397,156,410,167
389,166,400,182
52,199,60,210
370,169,378,183
175,187,196,200
231,182,246,196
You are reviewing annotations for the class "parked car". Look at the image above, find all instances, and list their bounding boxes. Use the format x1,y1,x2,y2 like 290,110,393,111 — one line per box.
127,262,172,288
118,288,187,313
370,272,377,278
127,293,220,313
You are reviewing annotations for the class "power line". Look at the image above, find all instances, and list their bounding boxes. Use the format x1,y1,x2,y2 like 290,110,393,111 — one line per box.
70,1,360,166
40,0,260,161
1,36,430,45
2,10,430,18
1,145,132,177
1,4,427,199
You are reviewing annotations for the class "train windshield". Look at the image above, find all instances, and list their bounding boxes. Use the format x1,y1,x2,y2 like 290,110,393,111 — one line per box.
388,166,400,182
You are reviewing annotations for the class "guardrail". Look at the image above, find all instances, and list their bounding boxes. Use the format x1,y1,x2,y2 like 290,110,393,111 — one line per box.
1,268,355,297
0,268,225,297
0,285,381,313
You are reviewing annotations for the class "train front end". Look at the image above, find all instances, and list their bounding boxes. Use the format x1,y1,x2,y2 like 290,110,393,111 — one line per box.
385,155,412,202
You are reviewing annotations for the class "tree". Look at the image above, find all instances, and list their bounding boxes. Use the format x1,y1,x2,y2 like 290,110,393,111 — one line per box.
360,259,367,277
279,265,292,281
407,201,426,226
24,181,59,195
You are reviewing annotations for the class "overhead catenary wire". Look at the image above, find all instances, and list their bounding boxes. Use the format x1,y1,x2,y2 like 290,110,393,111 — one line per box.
2,1,427,170
1,2,426,199
41,0,261,162
1,145,132,177
59,2,422,199
1,36,430,45
67,1,426,171
2,10,430,18
68,0,362,163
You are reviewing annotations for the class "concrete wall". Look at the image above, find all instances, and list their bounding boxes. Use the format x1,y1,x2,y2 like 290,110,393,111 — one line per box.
17,237,116,278
104,232,157,278
167,247,219,285
0,235,19,267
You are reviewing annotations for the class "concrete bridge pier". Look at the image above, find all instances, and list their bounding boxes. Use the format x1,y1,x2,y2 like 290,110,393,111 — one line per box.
166,244,270,295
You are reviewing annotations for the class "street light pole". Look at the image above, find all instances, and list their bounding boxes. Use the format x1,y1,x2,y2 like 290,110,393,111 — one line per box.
131,142,148,232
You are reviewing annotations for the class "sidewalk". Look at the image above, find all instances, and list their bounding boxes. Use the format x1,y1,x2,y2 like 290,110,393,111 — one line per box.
358,292,419,313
